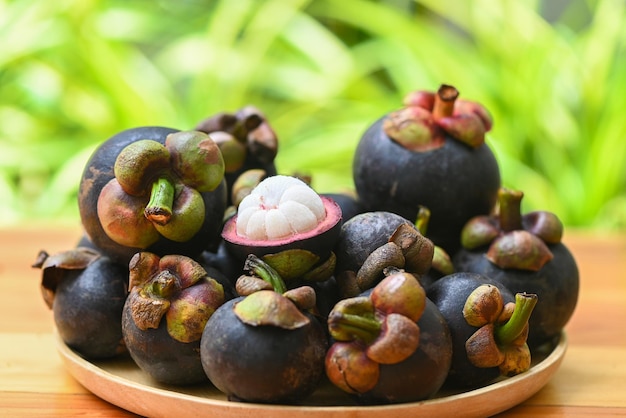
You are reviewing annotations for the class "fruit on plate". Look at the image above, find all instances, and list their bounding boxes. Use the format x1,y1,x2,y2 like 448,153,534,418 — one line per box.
453,187,579,349
121,252,225,385
34,247,127,359
222,175,342,283
334,211,434,298
195,105,278,206
200,255,327,403
78,127,228,264
352,84,500,253
427,272,537,388
325,268,452,404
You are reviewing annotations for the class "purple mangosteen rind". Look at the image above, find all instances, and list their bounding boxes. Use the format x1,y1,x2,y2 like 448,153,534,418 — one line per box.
78,126,228,265
334,211,417,274
453,243,579,349
121,300,209,385
352,117,500,254
426,272,527,389
200,297,328,404
34,249,128,360
221,196,342,262
358,299,453,404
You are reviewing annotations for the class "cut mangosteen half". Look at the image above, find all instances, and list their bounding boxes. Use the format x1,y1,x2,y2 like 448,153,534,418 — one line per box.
222,175,342,261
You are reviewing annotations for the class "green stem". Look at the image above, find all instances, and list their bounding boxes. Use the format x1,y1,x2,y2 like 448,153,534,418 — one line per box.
415,205,430,236
329,313,381,344
495,293,538,345
244,254,287,294
144,176,175,225
498,188,524,232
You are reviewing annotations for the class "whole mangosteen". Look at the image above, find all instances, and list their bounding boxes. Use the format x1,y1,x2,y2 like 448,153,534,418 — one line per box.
334,211,434,298
200,255,327,403
453,187,579,349
121,252,225,385
325,268,452,404
34,247,127,360
427,272,537,389
352,84,501,254
78,126,228,265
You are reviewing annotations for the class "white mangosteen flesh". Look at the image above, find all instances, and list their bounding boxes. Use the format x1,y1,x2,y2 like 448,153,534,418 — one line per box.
236,175,326,241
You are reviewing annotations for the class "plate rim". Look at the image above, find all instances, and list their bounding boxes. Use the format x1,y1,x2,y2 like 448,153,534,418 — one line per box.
56,331,567,418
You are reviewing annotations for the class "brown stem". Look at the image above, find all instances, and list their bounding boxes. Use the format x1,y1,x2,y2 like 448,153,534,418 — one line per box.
432,84,459,119
499,188,524,232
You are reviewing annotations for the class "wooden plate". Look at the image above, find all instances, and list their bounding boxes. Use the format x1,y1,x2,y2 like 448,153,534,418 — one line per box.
56,331,567,418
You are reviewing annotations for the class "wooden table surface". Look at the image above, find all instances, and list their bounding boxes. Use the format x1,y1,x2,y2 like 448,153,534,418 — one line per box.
1,224,625,417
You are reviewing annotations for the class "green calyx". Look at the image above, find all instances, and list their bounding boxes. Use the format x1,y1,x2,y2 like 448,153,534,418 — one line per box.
100,132,224,248
463,285,537,374
460,187,563,271
234,255,315,330
386,84,492,152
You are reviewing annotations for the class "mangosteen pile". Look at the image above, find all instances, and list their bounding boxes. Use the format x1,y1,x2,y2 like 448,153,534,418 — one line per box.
34,84,579,405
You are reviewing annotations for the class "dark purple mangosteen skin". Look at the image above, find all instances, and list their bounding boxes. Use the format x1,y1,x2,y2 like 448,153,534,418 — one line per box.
359,299,452,404
353,117,501,254
334,211,416,274
200,297,328,404
121,299,208,386
453,243,579,349
53,257,127,360
321,193,365,222
78,126,228,265
426,272,515,389
222,197,342,263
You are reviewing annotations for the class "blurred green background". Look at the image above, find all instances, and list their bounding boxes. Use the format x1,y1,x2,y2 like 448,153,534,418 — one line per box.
1,0,625,230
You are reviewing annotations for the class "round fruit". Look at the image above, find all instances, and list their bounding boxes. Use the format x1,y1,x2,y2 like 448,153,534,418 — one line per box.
352,85,500,253
35,248,127,360
78,126,227,264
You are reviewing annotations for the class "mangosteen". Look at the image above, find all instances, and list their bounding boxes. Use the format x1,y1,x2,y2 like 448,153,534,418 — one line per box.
195,105,278,206
222,175,342,284
427,272,537,389
200,255,328,404
453,187,579,349
334,211,434,298
325,268,452,404
121,252,225,385
78,127,228,265
352,84,501,254
34,247,127,359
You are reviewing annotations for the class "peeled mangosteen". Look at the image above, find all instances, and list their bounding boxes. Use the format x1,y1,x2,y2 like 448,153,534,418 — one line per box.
427,272,537,389
334,211,434,298
200,255,328,403
325,268,452,404
78,126,228,265
195,105,278,206
222,175,342,283
34,247,127,360
453,187,579,349
352,84,500,254
121,252,225,385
